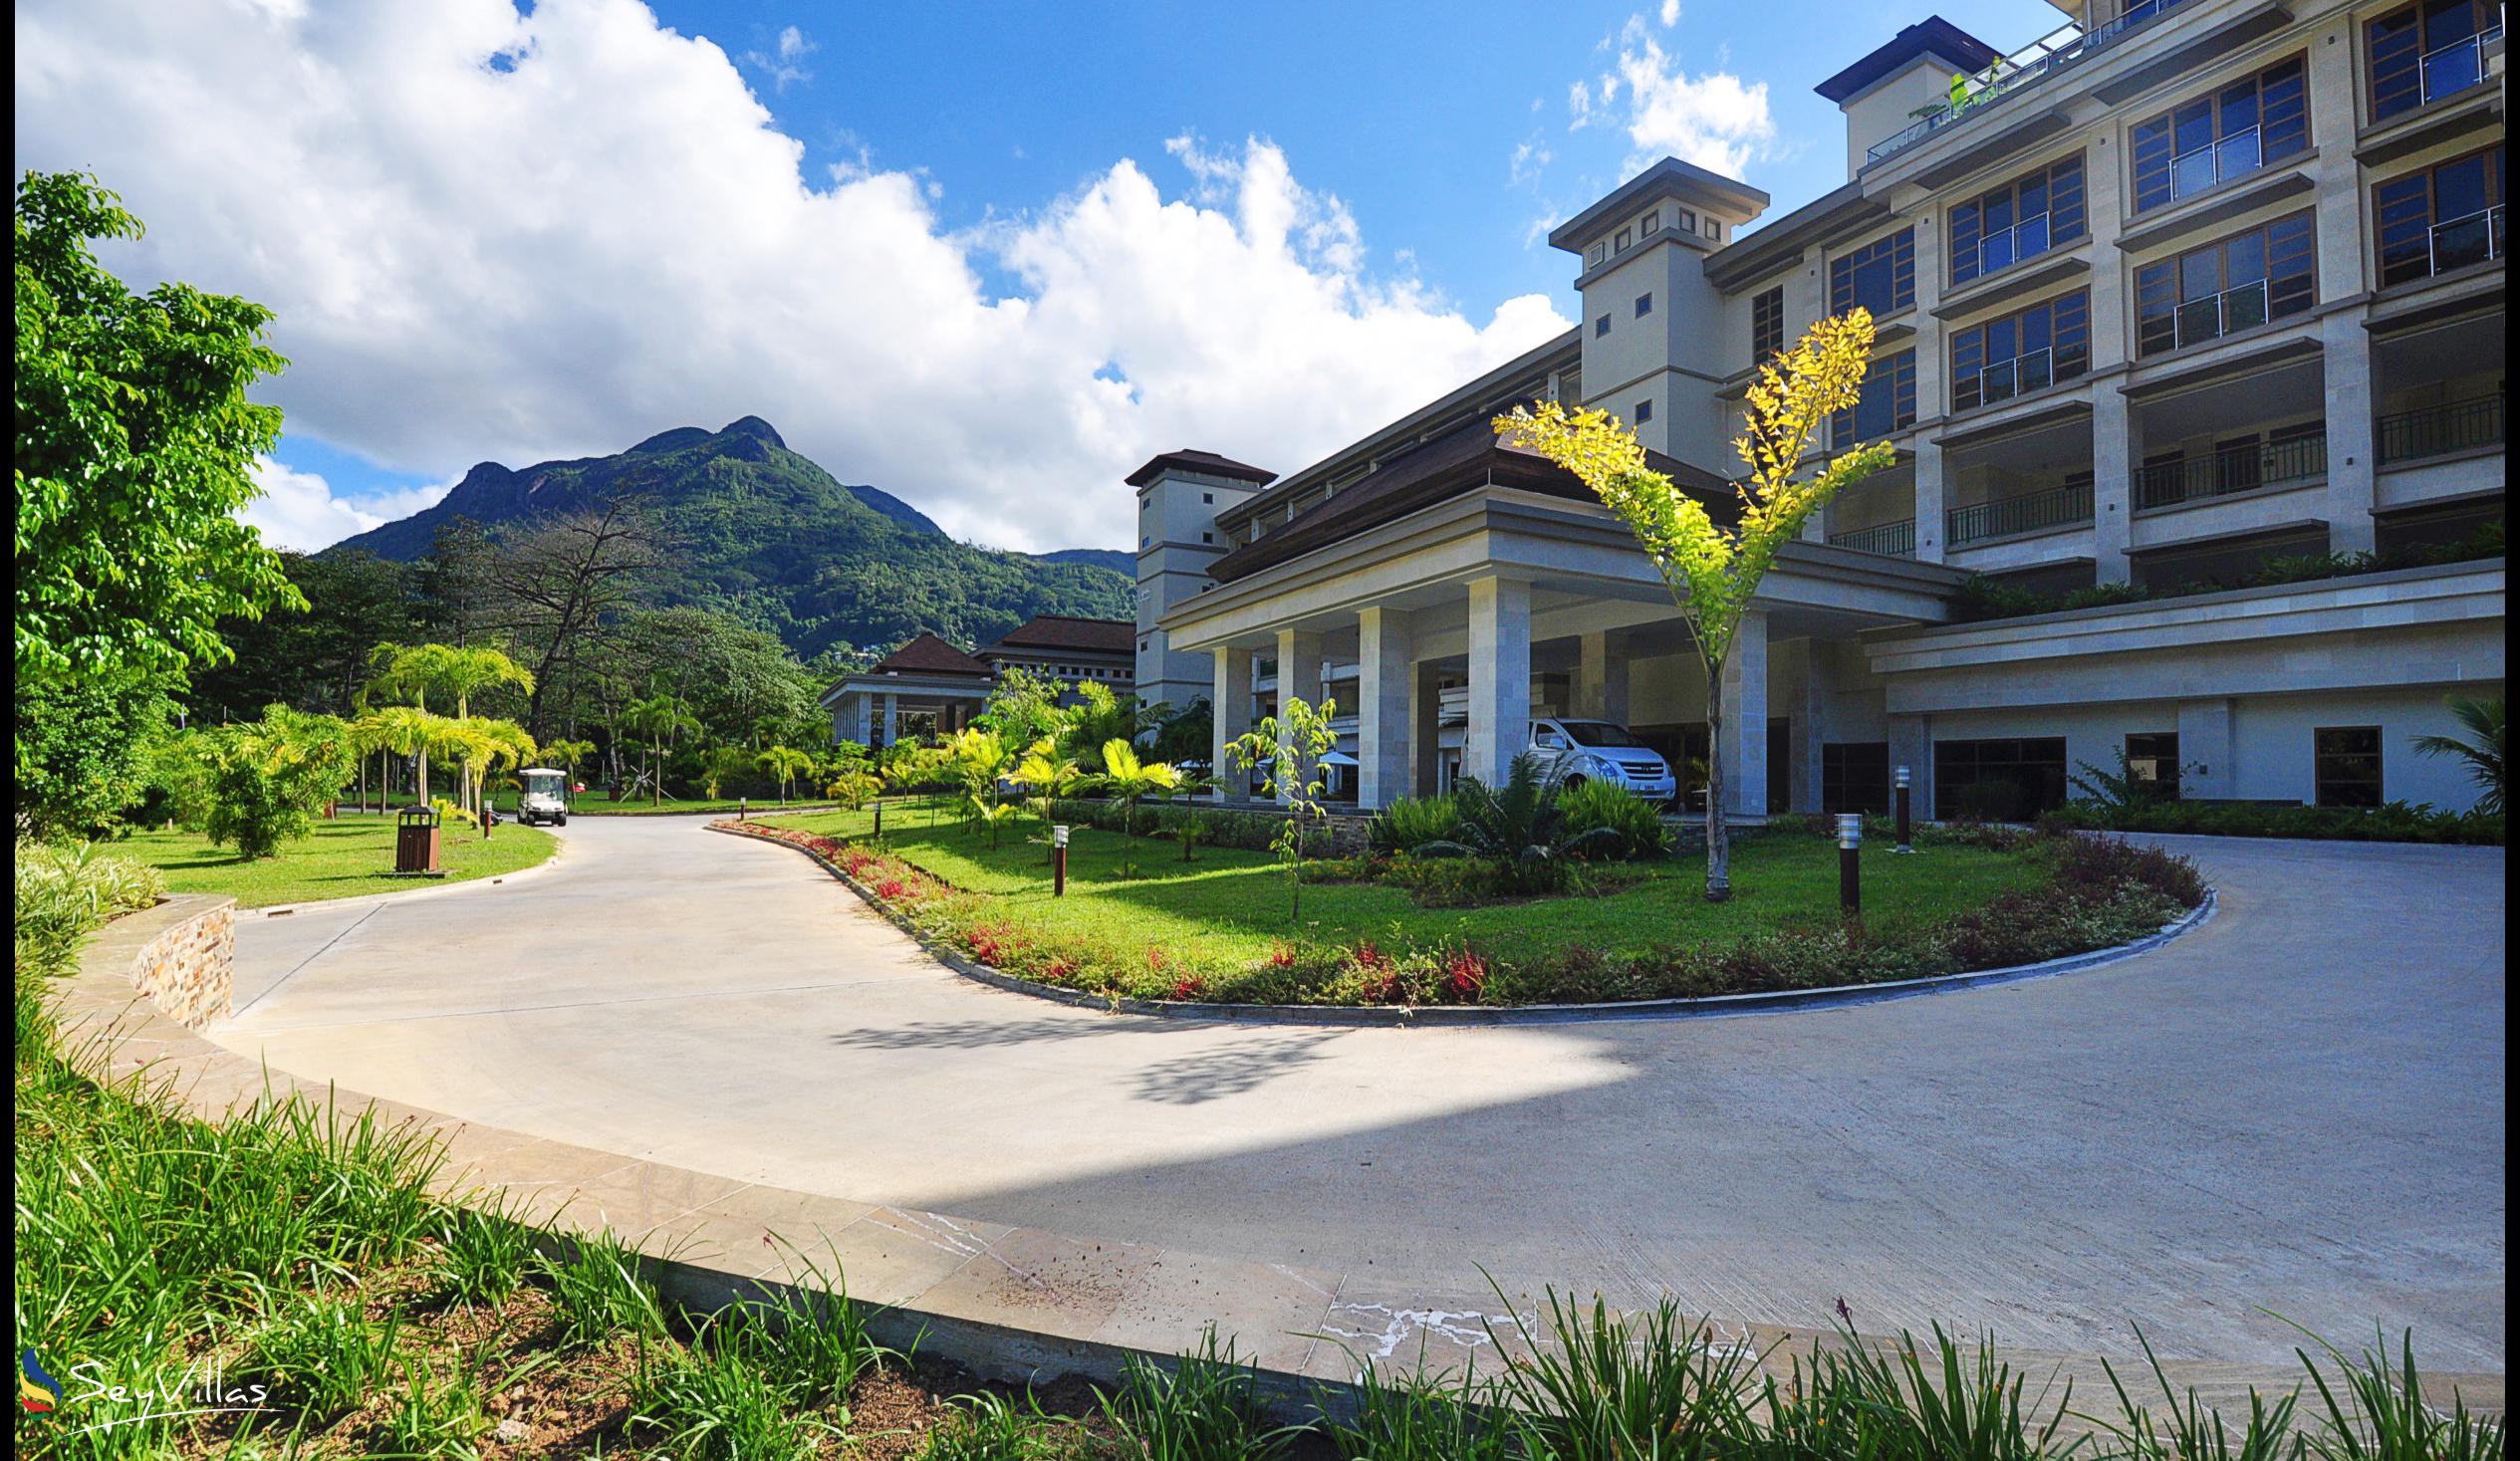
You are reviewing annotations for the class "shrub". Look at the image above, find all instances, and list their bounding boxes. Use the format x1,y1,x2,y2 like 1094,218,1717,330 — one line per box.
1368,792,1462,853
156,704,360,858
1556,779,1673,859
2047,797,2503,846
14,841,164,972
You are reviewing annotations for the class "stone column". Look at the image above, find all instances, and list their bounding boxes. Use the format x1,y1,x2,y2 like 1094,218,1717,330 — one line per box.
844,692,874,746
1463,576,1532,786
2321,316,2381,555
2093,385,2137,585
2175,697,2237,801
1911,439,1948,563
1888,712,1932,821
1411,661,1445,795
1575,629,1631,725
1719,608,1771,818
1358,608,1413,810
1274,627,1324,805
1212,646,1254,800
1786,639,1831,814
882,693,899,747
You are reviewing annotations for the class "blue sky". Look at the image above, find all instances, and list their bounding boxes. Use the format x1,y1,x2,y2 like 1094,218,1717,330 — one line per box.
18,0,2056,550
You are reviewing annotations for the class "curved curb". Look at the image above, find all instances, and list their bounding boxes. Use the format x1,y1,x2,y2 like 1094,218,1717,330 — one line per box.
245,824,576,920
709,821,2218,1028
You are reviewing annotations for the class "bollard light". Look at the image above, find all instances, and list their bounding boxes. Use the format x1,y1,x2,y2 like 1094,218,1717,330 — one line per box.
1838,812,1863,917
738,796,747,822
873,801,882,841
1051,824,1070,897
1893,765,1915,854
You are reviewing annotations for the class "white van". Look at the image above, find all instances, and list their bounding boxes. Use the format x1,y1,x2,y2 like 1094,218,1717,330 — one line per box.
1526,719,1678,805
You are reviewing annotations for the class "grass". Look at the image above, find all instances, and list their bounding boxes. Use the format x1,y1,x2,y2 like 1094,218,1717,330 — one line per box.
112,816,557,907
484,789,837,817
753,804,2052,1003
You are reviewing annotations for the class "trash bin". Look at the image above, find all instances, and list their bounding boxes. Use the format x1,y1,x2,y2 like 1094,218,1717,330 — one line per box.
394,805,442,875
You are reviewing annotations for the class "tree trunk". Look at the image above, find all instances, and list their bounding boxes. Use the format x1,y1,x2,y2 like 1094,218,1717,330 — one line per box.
1702,651,1732,902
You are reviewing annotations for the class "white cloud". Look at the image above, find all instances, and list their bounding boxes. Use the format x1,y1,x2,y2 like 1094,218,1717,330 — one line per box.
1657,0,1680,26
13,0,1569,552
742,23,814,91
242,456,453,553
1571,13,1775,179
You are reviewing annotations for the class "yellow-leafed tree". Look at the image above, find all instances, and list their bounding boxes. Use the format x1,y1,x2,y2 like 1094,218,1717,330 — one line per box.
1495,308,1893,900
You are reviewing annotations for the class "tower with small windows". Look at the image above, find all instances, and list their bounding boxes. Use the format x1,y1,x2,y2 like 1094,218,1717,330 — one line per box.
1128,449,1276,711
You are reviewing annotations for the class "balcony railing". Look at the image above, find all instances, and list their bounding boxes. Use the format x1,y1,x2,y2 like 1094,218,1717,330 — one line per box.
2168,277,2270,351
1830,518,1917,557
2379,394,2507,464
2421,25,2503,107
1957,347,2056,409
1946,479,2096,545
2428,205,2507,278
2169,125,2263,202
1866,0,2196,166
1974,212,2052,277
2135,432,2327,511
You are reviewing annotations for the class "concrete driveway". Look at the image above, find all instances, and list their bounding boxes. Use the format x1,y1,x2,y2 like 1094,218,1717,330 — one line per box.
214,816,2507,1370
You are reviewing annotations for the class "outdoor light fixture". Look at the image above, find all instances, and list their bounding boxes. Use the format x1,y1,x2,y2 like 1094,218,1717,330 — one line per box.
1052,824,1070,897
1838,812,1863,916
1893,765,1915,853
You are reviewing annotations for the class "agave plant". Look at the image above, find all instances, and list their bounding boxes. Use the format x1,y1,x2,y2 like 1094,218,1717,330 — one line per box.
1418,754,1625,894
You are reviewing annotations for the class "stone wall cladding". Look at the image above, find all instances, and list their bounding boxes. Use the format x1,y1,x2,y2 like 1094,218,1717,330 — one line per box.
84,894,236,1029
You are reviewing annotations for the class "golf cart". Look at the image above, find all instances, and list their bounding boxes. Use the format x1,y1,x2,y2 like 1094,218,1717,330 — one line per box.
516,768,571,827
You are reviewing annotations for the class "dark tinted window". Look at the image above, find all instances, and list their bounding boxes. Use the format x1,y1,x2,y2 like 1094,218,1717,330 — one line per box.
1830,229,1915,317
2314,726,2384,807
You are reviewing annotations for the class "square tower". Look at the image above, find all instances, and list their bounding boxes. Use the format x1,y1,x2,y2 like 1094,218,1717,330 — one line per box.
1129,449,1275,711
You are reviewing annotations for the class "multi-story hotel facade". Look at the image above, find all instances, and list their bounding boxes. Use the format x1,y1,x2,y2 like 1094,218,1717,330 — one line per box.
1135,0,2504,821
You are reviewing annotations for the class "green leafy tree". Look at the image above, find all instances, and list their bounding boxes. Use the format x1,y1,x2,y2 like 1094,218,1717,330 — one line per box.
620,692,700,805
975,665,1070,758
161,706,357,859
1057,681,1152,773
1496,309,1891,900
1225,694,1339,921
1011,743,1084,832
2412,695,2505,817
1090,740,1181,877
756,745,816,805
15,676,175,839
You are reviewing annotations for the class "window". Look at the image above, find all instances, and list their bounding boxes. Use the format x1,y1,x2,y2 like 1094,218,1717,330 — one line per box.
1822,742,1891,815
2134,212,2315,355
2367,0,2502,122
1949,155,2088,286
1635,397,1654,423
1201,531,1213,543
1201,491,1213,503
1640,210,1660,235
2129,59,2308,214
1831,228,1915,316
1949,291,2090,411
1588,241,1607,269
1680,207,1698,233
2126,733,2182,798
1616,227,1633,251
1751,287,1785,362
1832,349,1917,444
1596,314,1612,338
2374,144,2506,286
1635,292,1653,318
2314,726,2384,807
1705,218,1722,242
1933,738,2070,821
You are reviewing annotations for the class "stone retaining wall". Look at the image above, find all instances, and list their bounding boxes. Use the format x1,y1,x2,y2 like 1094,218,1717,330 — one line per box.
84,893,236,1029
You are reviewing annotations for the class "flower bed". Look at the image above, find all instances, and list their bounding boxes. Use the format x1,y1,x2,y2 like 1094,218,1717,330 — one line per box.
730,815,2207,1011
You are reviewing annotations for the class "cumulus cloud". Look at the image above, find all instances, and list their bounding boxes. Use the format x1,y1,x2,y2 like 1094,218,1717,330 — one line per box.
742,24,814,92
242,457,453,553
13,0,1569,552
1570,13,1774,179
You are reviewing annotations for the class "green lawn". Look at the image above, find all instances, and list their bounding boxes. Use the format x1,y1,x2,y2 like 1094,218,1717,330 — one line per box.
758,805,2050,1003
481,790,830,817
120,817,559,907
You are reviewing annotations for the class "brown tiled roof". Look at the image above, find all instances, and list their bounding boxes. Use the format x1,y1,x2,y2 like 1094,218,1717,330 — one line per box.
1205,420,1736,584
985,614,1136,655
1125,449,1277,487
872,632,992,678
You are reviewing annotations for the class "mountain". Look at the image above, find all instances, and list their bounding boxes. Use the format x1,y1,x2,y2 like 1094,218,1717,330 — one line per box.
328,417,1135,660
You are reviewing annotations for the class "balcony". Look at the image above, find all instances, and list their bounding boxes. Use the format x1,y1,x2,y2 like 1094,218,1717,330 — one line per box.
1867,0,2195,165
2379,395,2506,465
2135,432,2327,512
1948,479,2095,546
2166,124,2268,204
2418,25,2504,110
1830,518,1917,557
2422,205,2508,280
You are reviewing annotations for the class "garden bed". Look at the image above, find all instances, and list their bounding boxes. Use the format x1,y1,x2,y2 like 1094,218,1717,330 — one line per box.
738,806,2206,1010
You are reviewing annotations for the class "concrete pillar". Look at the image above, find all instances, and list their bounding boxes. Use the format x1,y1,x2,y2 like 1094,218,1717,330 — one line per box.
2175,697,2237,802
842,692,873,746
1719,609,1771,818
1575,630,1631,725
1889,712,1932,821
2321,316,2380,555
1212,646,1254,800
1786,639,1831,814
1463,576,1532,786
1410,661,1445,795
1274,627,1324,805
1358,608,1413,810
2093,385,2136,585
882,693,899,747
1911,439,1948,563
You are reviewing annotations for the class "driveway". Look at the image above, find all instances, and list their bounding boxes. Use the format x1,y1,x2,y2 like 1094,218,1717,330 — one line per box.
215,817,2507,1370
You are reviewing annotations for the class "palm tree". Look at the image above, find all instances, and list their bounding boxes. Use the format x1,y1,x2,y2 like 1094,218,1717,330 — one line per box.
620,692,700,805
2412,695,2506,817
1091,739,1181,877
1012,743,1083,832
470,718,539,823
755,745,816,805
